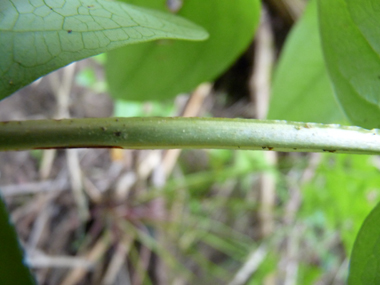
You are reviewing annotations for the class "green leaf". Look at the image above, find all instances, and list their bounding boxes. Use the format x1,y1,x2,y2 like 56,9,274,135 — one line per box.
268,0,344,123
106,0,260,101
0,195,36,285
0,0,208,100
348,202,380,284
318,0,380,129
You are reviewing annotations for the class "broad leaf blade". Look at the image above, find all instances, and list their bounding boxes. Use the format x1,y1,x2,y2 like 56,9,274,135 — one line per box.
0,0,208,100
318,0,380,129
106,0,260,101
268,0,344,123
348,202,380,284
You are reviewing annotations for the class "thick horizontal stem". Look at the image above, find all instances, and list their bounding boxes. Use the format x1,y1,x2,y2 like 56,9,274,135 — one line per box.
0,117,380,154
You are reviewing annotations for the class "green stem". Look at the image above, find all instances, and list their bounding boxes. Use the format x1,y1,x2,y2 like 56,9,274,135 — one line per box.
0,117,379,154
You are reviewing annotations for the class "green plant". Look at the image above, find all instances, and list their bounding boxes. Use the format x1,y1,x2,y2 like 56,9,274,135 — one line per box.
1,0,380,284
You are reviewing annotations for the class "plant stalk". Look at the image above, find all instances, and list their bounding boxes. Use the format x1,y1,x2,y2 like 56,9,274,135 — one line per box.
0,117,380,154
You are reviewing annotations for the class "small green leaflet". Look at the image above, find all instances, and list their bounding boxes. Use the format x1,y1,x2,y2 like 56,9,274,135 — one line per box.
348,202,380,284
0,0,208,100
0,195,36,285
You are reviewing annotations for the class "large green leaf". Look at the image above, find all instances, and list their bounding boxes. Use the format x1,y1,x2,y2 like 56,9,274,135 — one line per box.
0,0,208,100
318,0,380,129
106,0,260,101
348,202,380,284
268,0,344,123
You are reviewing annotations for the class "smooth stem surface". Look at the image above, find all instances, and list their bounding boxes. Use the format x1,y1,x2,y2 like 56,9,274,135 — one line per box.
1,117,380,154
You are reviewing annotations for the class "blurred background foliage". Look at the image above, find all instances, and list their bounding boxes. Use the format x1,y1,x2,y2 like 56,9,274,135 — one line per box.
0,0,379,284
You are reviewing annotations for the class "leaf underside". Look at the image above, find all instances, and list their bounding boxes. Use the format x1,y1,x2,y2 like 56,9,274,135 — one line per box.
0,0,208,100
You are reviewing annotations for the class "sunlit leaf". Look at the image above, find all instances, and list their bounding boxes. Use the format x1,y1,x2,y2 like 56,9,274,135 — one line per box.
106,0,260,101
318,0,380,129
0,0,208,100
348,202,380,284
268,0,344,123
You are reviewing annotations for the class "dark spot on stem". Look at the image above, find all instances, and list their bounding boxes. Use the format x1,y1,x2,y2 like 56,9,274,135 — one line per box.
237,146,240,149
101,127,107,131
67,30,72,34
262,146,273,150
114,131,122,137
